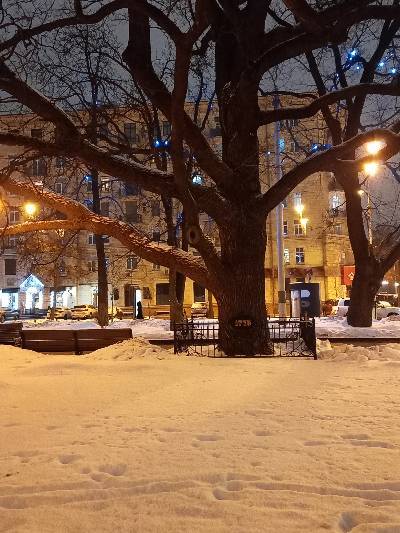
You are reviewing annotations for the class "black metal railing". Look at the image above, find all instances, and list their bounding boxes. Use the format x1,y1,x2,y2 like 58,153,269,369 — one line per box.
173,317,317,358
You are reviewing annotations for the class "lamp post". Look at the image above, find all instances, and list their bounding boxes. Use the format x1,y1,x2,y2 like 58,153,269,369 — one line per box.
273,94,286,317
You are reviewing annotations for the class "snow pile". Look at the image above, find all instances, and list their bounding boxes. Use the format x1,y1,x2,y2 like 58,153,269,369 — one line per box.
87,337,175,361
318,338,400,362
316,316,400,338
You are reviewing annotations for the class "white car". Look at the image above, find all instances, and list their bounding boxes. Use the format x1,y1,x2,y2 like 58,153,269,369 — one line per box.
191,301,208,318
336,298,400,319
71,304,98,320
46,307,72,320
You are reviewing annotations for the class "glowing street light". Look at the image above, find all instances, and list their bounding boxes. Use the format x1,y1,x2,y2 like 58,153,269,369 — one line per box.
295,204,304,216
23,202,38,217
363,161,379,176
365,140,384,155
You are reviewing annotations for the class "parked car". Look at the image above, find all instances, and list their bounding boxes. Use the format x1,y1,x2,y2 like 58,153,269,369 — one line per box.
71,304,98,320
335,298,400,319
46,307,72,320
0,308,20,322
191,301,208,318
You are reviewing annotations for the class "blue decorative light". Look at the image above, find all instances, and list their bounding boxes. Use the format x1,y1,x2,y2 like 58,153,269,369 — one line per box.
279,138,285,152
163,139,170,147
391,67,397,74
84,174,92,182
378,61,385,68
310,143,319,153
192,173,203,185
350,49,358,58
153,139,161,148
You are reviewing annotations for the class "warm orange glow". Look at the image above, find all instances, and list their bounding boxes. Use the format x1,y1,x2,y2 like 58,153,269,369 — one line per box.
24,202,38,217
365,140,384,155
363,161,379,176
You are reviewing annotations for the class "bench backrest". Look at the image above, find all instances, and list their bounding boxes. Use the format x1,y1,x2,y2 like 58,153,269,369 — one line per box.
21,329,77,353
20,328,133,354
0,322,23,345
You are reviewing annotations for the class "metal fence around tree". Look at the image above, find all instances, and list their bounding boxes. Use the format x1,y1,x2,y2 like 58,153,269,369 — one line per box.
173,317,317,358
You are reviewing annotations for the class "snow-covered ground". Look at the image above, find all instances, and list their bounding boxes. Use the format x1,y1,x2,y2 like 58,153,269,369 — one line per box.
22,317,174,339
1,339,400,531
315,316,400,339
22,315,400,340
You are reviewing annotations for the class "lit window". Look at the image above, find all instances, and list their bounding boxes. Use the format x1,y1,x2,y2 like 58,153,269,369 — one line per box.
152,263,161,271
294,219,304,236
283,221,288,236
330,193,341,209
101,180,111,192
295,247,305,264
284,249,290,264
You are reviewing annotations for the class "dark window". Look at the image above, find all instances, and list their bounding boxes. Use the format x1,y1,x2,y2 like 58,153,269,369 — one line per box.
55,182,64,194
152,230,160,242
162,121,171,137
31,158,47,177
55,157,66,168
123,183,140,196
156,283,170,305
127,256,138,270
151,200,160,217
283,221,288,236
125,201,138,223
193,282,206,302
124,122,138,144
31,128,42,139
9,209,20,224
101,202,110,217
4,258,16,276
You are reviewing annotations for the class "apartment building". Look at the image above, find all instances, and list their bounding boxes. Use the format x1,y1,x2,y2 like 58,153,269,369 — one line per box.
0,98,353,315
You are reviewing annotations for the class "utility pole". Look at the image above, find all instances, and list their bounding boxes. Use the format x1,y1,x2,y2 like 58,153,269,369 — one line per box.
273,93,286,317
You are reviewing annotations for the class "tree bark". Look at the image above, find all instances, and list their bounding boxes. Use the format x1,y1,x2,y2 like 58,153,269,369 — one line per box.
347,257,383,327
216,215,272,356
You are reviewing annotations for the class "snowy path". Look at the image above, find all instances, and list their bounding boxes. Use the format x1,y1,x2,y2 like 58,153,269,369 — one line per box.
0,343,400,531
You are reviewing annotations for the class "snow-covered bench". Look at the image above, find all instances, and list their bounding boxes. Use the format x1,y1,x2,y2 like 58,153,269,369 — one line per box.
0,322,23,346
20,328,133,355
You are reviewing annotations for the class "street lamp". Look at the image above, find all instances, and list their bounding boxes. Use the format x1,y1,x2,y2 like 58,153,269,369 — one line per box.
366,140,385,156
363,161,379,177
23,202,38,217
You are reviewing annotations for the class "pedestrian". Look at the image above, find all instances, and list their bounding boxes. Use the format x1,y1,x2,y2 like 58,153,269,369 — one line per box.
136,300,144,319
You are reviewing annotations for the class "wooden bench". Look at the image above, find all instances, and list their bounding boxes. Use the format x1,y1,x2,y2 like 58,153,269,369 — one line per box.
116,306,135,319
20,328,133,355
0,322,23,346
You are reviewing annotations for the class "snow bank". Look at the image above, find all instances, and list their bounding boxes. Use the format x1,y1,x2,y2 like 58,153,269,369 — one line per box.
318,338,400,362
86,337,175,361
316,316,400,338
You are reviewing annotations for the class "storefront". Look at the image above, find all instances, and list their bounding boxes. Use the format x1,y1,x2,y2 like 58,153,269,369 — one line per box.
19,274,44,311
0,288,19,310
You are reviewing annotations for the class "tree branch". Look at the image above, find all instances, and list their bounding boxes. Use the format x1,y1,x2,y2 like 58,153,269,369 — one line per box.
0,178,212,288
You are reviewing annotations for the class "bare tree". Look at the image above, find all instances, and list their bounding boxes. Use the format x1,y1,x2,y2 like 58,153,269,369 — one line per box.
2,2,400,352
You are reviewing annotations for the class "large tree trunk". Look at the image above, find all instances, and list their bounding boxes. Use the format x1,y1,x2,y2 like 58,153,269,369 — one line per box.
347,257,382,327
169,268,186,328
216,216,271,356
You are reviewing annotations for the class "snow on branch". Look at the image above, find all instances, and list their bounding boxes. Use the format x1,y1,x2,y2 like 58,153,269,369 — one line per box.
0,178,211,288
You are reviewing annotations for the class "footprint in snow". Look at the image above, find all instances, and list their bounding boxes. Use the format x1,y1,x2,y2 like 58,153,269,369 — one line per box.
98,463,127,476
195,434,224,442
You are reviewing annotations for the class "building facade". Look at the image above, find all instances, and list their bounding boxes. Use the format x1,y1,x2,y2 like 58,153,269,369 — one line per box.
0,98,354,316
